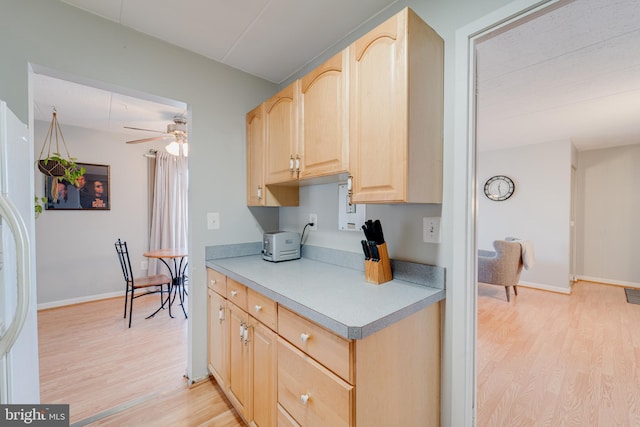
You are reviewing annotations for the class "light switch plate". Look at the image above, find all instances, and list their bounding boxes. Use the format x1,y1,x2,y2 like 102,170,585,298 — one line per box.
207,212,220,230
423,217,441,243
338,184,365,231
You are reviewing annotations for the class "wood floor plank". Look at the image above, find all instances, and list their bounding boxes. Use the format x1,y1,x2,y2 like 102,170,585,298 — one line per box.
38,295,243,426
478,281,640,426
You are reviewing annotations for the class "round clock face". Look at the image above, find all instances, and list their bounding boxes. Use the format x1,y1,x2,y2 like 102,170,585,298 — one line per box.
484,175,515,201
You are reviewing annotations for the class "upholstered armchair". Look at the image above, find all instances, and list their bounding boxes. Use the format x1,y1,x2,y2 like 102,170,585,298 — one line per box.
478,240,524,302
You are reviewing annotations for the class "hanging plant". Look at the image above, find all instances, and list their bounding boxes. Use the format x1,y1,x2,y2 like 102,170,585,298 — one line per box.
39,154,85,185
37,109,85,203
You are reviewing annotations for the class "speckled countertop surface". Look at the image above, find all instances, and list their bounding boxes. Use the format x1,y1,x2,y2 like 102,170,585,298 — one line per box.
207,254,444,340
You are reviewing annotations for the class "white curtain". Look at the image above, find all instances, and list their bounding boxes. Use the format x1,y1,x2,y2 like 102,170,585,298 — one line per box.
148,149,188,275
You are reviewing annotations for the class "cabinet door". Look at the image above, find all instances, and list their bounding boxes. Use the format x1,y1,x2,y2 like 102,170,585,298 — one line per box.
265,82,298,184
249,318,277,427
228,302,252,421
298,50,348,180
349,11,408,203
207,288,229,389
247,104,265,206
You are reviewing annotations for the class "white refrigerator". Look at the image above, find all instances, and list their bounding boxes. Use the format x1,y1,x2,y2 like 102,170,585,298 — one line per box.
0,100,40,403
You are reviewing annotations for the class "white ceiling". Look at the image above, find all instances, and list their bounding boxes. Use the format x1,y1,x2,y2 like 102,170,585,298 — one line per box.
477,0,640,152
33,73,187,141
34,0,399,140
34,0,640,152
59,0,398,84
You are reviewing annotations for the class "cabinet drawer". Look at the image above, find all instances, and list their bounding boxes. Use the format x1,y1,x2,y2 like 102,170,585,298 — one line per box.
277,403,301,427
278,338,353,427
206,268,226,296
226,278,247,311
278,306,352,383
248,288,277,331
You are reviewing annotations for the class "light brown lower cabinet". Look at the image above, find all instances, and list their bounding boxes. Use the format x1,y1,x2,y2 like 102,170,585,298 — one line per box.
208,269,278,427
207,267,441,426
207,287,228,390
250,317,277,427
227,301,252,421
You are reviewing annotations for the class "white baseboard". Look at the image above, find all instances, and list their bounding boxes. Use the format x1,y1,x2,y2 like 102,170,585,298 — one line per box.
38,291,124,311
518,281,571,295
576,275,640,289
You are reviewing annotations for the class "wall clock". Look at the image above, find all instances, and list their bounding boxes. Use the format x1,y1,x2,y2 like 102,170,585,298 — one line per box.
484,175,515,201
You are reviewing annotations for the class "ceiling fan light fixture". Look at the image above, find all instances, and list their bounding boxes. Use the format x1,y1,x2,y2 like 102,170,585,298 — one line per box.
165,140,188,157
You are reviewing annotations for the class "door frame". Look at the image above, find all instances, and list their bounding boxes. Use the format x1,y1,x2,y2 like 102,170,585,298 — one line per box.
450,0,562,424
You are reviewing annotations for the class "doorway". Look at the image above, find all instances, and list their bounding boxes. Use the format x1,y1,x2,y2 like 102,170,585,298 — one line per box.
451,0,562,424
30,67,190,422
456,0,640,423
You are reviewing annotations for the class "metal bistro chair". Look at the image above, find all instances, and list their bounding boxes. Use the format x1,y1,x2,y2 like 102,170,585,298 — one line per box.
115,239,172,328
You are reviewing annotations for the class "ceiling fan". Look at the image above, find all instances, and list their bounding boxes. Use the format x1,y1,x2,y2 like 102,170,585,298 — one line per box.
125,115,188,156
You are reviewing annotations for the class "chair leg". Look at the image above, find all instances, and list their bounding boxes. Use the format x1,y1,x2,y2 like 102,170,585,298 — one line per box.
513,285,518,296
123,284,129,319
128,287,134,328
505,286,510,302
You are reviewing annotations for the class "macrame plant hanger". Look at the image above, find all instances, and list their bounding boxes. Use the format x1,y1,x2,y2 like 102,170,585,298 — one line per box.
38,108,73,177
37,108,85,202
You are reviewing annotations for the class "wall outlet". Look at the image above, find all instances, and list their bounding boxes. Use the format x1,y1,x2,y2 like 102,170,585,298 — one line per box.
309,213,318,231
423,217,441,244
141,260,148,270
207,212,220,230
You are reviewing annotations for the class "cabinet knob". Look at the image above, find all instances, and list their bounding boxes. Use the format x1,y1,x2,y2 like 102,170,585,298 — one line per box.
257,185,262,199
300,333,310,343
289,155,295,172
300,394,310,405
210,279,216,285
230,290,237,297
218,307,224,323
255,305,262,313
295,155,300,173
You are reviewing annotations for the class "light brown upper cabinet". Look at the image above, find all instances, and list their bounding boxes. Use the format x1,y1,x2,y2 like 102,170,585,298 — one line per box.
297,49,349,180
246,104,265,206
247,7,443,205
247,103,298,207
265,82,299,185
349,8,444,203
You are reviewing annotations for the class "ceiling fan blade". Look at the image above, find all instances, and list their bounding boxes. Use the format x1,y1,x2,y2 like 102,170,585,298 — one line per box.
124,126,167,134
126,135,172,144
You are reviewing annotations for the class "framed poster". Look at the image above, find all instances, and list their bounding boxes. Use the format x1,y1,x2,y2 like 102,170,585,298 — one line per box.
45,163,110,210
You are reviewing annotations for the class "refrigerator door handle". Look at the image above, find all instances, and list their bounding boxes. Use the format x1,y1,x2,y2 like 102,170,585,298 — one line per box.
0,194,30,357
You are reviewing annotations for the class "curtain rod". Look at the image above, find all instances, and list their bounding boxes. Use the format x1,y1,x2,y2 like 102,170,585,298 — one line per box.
143,149,157,158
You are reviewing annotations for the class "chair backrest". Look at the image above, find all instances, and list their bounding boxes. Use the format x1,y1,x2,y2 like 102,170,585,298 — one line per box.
492,240,524,276
114,239,133,284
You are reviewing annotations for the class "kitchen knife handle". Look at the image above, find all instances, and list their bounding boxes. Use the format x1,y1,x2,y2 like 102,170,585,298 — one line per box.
361,240,370,260
369,241,380,261
373,219,385,244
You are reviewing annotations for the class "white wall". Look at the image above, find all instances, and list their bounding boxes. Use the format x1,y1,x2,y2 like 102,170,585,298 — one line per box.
34,122,169,306
1,0,277,384
478,140,572,292
576,144,640,286
280,183,443,263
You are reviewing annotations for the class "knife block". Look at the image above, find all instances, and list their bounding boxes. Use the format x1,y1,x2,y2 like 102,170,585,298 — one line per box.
365,243,393,285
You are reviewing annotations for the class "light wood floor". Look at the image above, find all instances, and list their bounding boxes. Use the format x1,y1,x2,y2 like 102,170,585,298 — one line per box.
38,295,243,426
478,281,640,426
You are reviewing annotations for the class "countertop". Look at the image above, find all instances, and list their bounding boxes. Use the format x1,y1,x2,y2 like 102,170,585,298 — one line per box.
207,254,444,339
